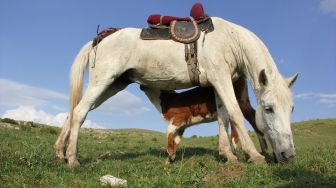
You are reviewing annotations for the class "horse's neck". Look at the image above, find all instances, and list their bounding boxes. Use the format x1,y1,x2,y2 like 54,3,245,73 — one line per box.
237,28,281,98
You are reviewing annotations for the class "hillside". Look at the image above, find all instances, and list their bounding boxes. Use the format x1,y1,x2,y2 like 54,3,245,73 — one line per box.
1,118,335,187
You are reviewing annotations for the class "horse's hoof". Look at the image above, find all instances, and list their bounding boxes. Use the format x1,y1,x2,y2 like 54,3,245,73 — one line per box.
248,156,266,164
227,157,239,164
55,150,66,162
219,153,238,163
68,159,80,168
54,145,65,162
55,155,65,162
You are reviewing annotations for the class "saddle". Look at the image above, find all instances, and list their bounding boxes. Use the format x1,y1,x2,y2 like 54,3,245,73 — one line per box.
141,3,214,43
140,3,214,85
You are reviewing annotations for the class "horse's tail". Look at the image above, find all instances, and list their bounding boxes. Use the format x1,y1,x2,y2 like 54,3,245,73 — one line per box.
68,41,92,125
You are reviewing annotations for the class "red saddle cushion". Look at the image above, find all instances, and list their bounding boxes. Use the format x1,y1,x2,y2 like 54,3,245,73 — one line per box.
147,14,191,26
190,3,206,20
147,3,206,26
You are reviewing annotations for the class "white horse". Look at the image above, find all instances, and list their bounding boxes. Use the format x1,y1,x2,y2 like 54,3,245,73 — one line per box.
54,17,298,167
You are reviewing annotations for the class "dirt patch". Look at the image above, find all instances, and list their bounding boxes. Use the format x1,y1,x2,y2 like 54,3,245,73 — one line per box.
203,165,245,182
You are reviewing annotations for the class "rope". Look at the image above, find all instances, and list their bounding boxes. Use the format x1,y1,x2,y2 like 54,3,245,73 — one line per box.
92,24,100,68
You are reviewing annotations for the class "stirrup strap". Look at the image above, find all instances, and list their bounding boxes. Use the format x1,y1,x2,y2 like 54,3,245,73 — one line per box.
185,42,200,86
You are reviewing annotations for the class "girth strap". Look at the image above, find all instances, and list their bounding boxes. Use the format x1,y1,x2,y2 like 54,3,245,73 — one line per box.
185,42,200,86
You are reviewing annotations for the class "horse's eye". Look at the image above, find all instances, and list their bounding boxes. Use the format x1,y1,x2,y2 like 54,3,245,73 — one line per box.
265,106,274,114
291,106,294,113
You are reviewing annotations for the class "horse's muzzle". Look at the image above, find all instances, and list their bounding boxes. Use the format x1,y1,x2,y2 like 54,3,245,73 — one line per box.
274,149,296,163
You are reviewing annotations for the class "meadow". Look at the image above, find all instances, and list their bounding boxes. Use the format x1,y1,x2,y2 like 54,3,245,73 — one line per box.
1,118,336,187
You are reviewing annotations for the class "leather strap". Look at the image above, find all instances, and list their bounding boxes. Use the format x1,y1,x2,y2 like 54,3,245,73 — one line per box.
185,42,200,86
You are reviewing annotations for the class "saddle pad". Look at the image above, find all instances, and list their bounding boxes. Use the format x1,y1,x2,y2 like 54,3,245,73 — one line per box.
92,28,122,47
140,28,171,40
169,20,200,44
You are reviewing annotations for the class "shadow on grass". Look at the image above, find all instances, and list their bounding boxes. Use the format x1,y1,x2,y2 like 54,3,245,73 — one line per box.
83,147,277,165
274,168,336,187
95,147,218,162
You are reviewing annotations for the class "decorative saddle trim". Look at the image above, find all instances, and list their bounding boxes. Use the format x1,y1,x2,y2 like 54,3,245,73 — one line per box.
169,18,200,44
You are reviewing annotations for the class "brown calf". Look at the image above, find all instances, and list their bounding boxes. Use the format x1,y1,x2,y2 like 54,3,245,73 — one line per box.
141,77,268,163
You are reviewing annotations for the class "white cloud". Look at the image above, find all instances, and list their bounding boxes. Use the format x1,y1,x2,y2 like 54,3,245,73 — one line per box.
320,0,336,13
1,106,105,129
0,78,67,107
295,92,336,105
97,90,150,116
295,92,315,99
0,78,149,116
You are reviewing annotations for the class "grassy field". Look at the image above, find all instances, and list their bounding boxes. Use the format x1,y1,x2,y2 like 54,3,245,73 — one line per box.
1,118,336,187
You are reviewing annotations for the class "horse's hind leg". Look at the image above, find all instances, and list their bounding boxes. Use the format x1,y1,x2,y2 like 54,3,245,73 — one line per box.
54,80,130,163
54,117,71,161
90,78,131,111
65,77,126,167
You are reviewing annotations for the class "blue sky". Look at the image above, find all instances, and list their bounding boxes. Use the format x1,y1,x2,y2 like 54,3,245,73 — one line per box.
1,0,335,136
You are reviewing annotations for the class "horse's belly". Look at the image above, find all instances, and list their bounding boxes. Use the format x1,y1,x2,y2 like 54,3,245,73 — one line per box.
127,63,212,90
127,66,194,90
133,77,192,90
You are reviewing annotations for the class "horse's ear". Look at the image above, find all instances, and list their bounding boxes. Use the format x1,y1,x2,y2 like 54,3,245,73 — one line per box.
287,73,299,88
259,69,268,87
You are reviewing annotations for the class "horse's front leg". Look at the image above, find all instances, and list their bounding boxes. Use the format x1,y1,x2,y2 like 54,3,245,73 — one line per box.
208,68,265,164
233,77,268,155
216,96,238,163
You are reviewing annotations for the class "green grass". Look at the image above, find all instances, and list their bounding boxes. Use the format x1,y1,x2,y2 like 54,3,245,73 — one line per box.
1,118,336,187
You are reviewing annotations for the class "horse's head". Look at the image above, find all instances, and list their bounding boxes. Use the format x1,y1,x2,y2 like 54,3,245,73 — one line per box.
255,69,299,163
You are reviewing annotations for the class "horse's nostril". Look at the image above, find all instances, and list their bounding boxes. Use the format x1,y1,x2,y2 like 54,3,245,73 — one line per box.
290,155,295,159
281,152,286,158
288,154,296,160
281,151,296,161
